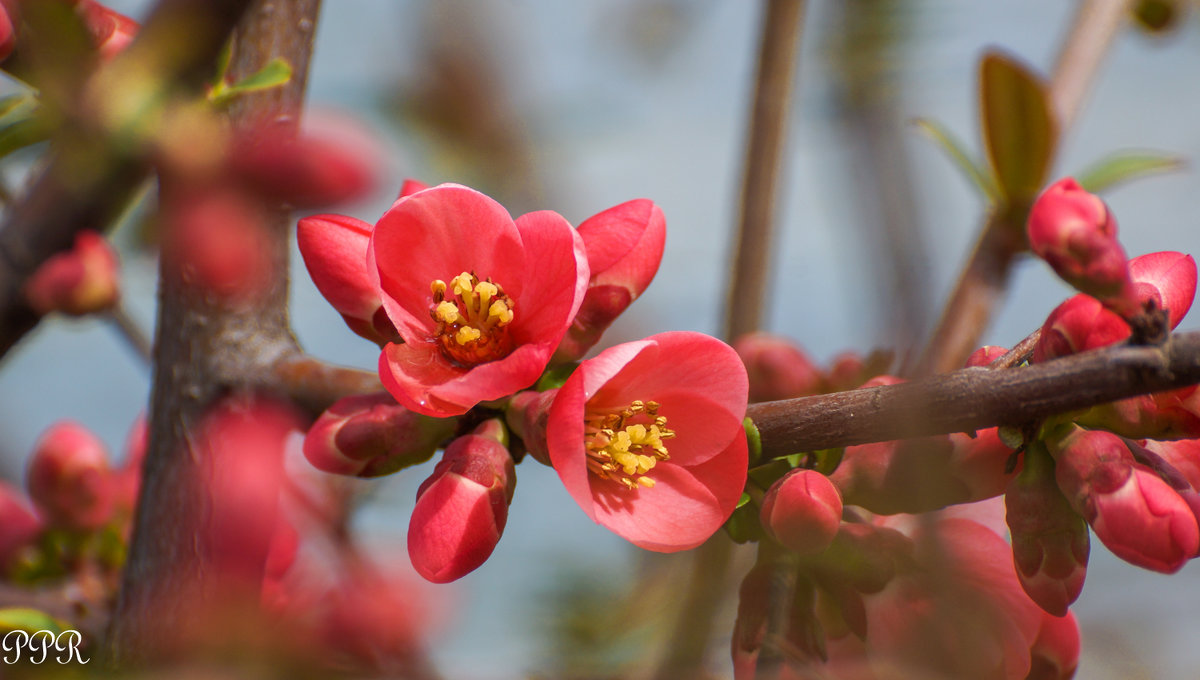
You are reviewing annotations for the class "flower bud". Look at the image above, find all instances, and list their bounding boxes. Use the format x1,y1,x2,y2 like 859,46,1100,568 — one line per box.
407,424,516,583
554,199,665,361
396,178,429,202
733,332,822,402
1128,251,1196,328
1004,444,1089,616
26,421,115,530
1027,610,1081,680
825,352,868,392
0,481,40,570
303,392,454,478
761,469,842,555
965,345,1009,367
1027,177,1137,313
731,559,825,679
0,5,14,63
1050,427,1199,573
504,389,556,465
1142,438,1200,489
24,231,120,316
76,1,137,59
1032,294,1129,363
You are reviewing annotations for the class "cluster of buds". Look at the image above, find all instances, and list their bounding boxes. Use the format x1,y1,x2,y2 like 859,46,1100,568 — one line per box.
732,333,890,402
298,183,755,582
0,1,136,64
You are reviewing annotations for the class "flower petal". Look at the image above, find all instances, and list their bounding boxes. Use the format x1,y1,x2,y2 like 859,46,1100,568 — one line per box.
511,210,588,347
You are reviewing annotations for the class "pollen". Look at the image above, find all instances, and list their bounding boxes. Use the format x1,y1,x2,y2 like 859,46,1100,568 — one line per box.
429,271,515,366
584,400,675,491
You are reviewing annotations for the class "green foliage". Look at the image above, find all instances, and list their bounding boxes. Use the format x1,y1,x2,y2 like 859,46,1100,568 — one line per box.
979,51,1058,206
209,58,294,107
1075,151,1185,194
912,117,1000,203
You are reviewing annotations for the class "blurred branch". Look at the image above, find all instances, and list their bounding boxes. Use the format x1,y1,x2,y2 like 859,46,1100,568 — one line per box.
106,0,319,666
722,0,806,340
273,355,382,418
752,330,1200,458
911,1,1131,375
0,0,255,363
107,304,153,364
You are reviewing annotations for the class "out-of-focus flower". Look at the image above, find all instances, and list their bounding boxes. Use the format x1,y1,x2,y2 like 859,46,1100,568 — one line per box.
1050,426,1199,573
1027,177,1137,314
0,4,14,63
407,421,515,582
1004,444,1089,616
546,331,748,551
26,421,115,530
0,481,40,570
302,392,454,478
967,345,1010,367
1026,610,1081,680
733,332,822,402
24,231,120,316
554,199,666,361
76,0,137,59
761,469,842,555
372,184,588,416
731,559,825,679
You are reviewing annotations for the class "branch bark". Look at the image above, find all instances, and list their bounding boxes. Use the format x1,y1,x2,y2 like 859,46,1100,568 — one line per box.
752,331,1200,458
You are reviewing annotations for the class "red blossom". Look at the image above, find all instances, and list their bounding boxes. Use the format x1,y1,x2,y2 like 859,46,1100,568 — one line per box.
0,481,40,570
24,230,120,316
546,331,749,551
302,392,453,477
373,183,588,416
761,468,843,555
26,421,115,530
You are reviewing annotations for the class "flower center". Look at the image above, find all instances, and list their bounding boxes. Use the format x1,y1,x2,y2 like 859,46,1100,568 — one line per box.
585,400,675,490
430,271,515,366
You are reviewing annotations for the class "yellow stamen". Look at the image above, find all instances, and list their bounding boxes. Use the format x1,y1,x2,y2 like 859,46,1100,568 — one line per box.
585,400,674,491
455,326,482,344
428,271,517,366
435,301,461,324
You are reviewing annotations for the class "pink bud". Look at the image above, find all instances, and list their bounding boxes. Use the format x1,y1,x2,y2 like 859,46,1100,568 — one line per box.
24,231,120,316
1027,177,1137,312
0,481,40,570
825,352,869,392
1051,427,1199,573
396,178,429,201
302,392,454,478
1128,251,1196,328
232,117,378,209
1004,445,1089,616
1032,294,1130,363
26,421,115,530
1143,438,1200,489
733,332,822,402
554,199,665,361
1027,610,1081,680
504,389,556,465
965,345,1009,367
407,425,515,583
761,469,842,555
0,5,14,63
76,1,137,59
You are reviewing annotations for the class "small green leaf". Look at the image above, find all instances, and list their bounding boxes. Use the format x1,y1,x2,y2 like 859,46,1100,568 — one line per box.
979,51,1058,206
1074,151,1185,194
735,492,751,510
0,116,53,160
210,58,293,106
536,363,578,391
0,608,67,635
812,448,844,476
911,117,1000,203
723,501,765,544
743,418,762,465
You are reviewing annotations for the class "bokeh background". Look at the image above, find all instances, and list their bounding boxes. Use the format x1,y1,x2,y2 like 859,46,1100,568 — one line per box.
3,1,1200,677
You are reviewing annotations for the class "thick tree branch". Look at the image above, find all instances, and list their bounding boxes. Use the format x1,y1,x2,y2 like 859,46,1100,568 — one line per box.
752,331,1200,458
273,355,382,418
0,0,255,363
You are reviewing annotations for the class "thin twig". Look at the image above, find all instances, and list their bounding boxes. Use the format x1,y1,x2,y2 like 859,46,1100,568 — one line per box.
107,304,153,364
751,330,1200,457
272,353,383,418
989,327,1041,369
1050,0,1133,132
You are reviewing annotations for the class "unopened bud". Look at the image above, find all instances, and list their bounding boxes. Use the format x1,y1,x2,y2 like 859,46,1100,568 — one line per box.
1128,251,1196,329
505,389,556,465
965,345,1009,367
0,481,40,571
1031,294,1129,363
25,231,120,316
1027,610,1081,680
408,423,516,582
734,332,822,402
303,392,454,478
26,421,115,530
76,1,137,59
761,469,842,555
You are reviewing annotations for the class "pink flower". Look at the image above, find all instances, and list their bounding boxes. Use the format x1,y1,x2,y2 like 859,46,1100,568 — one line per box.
26,421,115,530
372,184,588,416
733,332,822,402
297,213,398,344
1051,427,1199,573
1027,610,1081,680
1027,177,1136,313
0,481,40,571
407,422,515,582
554,199,666,361
76,1,137,59
24,231,120,316
302,392,454,477
546,331,749,551
760,469,842,555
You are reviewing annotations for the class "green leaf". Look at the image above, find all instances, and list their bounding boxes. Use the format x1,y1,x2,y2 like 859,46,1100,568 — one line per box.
979,51,1058,205
743,418,762,465
0,608,67,635
0,116,53,160
723,501,765,544
536,363,578,391
210,58,293,106
1074,151,1185,194
911,117,1000,203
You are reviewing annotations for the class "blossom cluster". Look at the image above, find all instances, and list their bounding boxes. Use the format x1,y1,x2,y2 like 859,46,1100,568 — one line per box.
298,182,750,582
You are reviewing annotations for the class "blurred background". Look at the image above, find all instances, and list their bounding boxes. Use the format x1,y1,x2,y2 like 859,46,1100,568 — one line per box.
3,0,1200,677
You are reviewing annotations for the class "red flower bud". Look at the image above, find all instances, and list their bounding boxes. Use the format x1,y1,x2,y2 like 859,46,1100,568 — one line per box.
1027,177,1137,312
504,389,556,465
554,199,665,361
303,392,453,478
24,231,120,316
26,421,115,530
407,424,515,582
1004,445,1089,616
1128,250,1196,328
1051,427,1199,573
1027,610,1081,680
0,5,14,63
733,332,822,402
1032,294,1129,363
1143,438,1200,489
76,1,137,59
761,469,842,555
0,481,40,570
965,345,1009,367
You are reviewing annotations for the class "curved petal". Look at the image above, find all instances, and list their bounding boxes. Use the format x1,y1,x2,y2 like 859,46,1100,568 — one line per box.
425,343,550,407
378,342,469,417
511,210,588,347
371,184,525,341
578,199,666,296
649,390,747,466
547,371,596,520
297,214,379,320
592,332,748,417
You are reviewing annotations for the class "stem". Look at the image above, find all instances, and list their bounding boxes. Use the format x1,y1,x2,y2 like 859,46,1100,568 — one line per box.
107,304,153,364
1051,0,1132,132
106,0,320,665
751,330,1200,457
722,0,807,340
989,328,1041,369
272,354,382,418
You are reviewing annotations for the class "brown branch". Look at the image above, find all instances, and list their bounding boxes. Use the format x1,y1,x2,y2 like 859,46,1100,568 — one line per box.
272,354,383,418
105,0,320,666
1050,0,1132,132
0,0,255,363
722,0,807,340
752,330,1200,458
